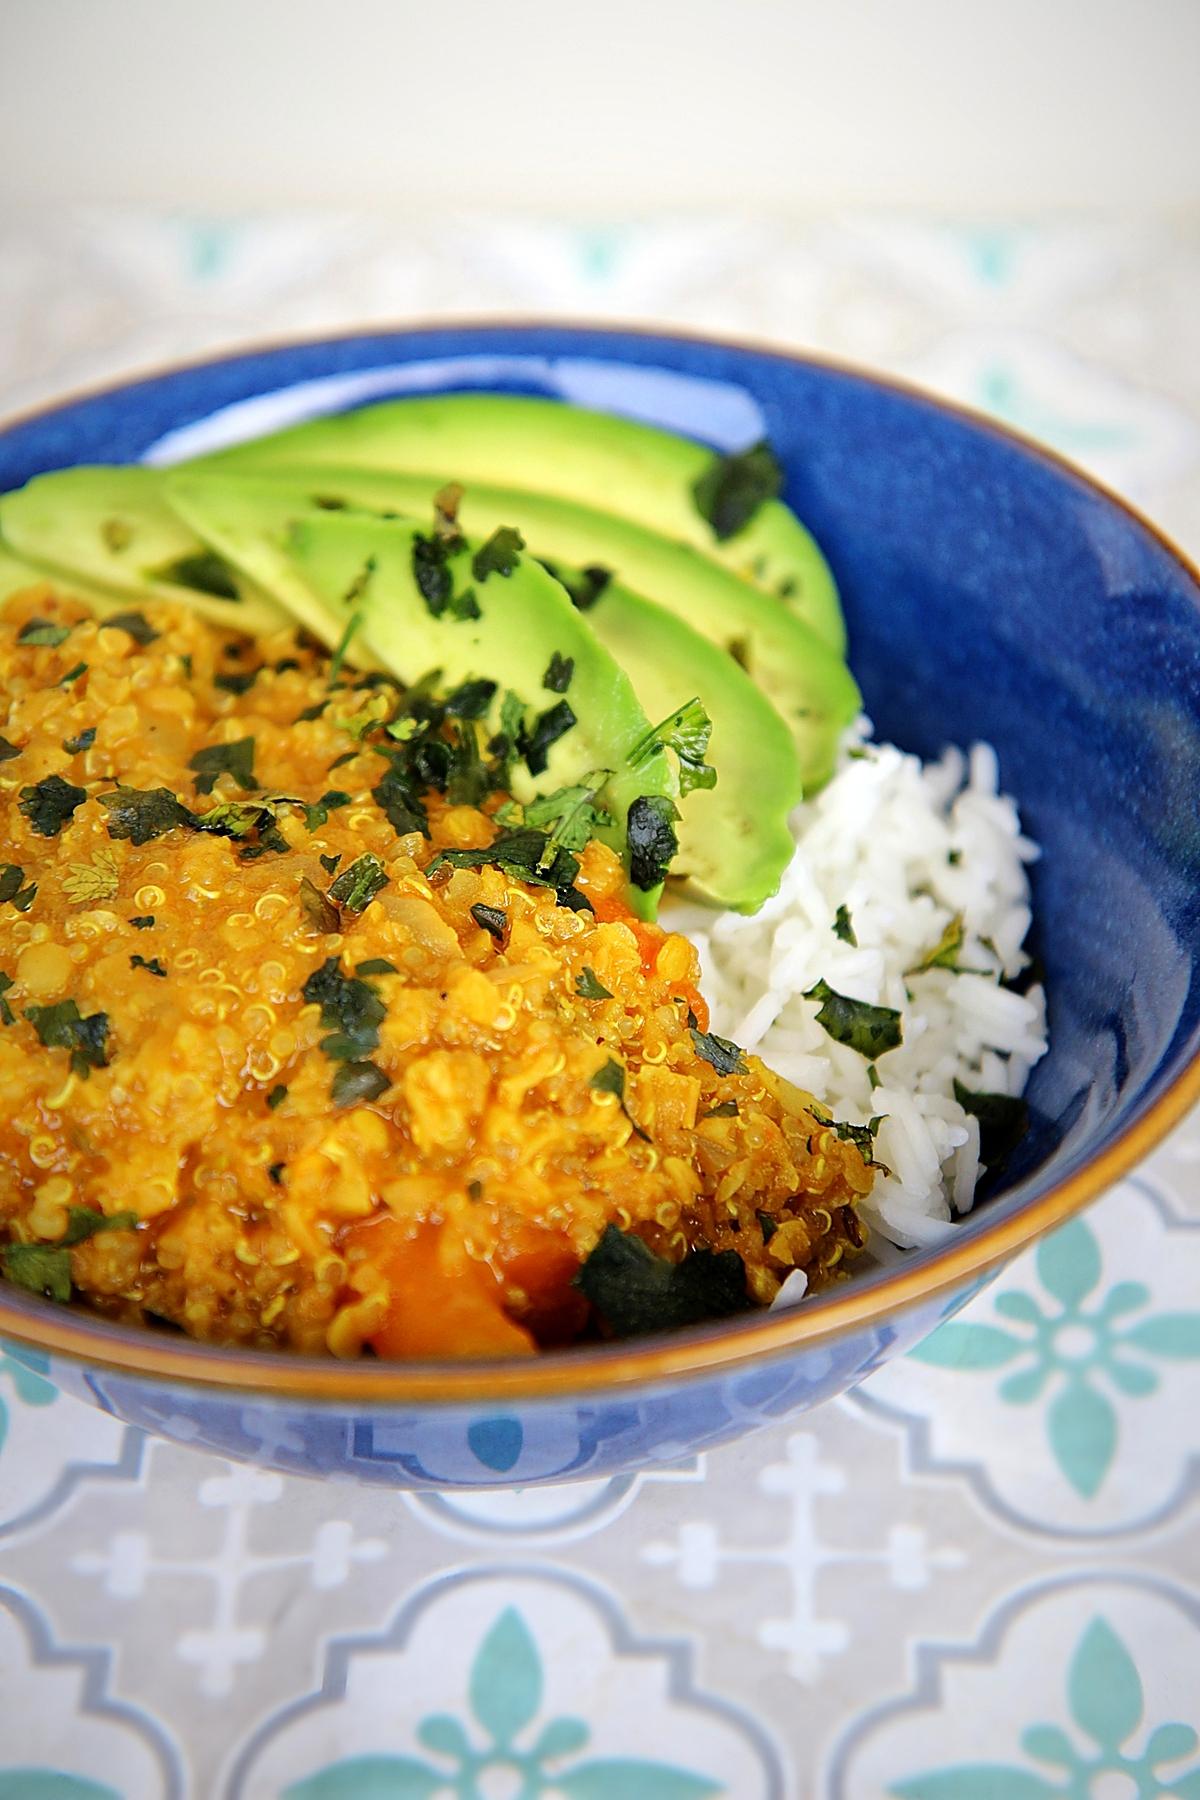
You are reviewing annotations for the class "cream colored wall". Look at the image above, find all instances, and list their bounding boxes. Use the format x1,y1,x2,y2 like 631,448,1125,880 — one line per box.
2,0,1198,212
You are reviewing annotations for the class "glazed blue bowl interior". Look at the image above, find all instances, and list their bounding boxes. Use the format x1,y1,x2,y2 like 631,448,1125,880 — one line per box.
2,323,1199,1300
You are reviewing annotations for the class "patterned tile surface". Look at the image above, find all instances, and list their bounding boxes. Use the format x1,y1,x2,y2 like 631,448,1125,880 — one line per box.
0,211,1197,1798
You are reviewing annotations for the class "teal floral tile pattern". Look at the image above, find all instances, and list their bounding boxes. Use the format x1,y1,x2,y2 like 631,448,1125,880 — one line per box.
229,1571,782,1798
832,1577,1200,1799
852,1177,1200,1534
0,210,1197,1798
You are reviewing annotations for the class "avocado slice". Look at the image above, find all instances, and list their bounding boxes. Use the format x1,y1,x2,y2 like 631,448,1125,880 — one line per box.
165,466,858,793
0,466,287,636
163,472,801,909
193,393,846,652
282,512,681,917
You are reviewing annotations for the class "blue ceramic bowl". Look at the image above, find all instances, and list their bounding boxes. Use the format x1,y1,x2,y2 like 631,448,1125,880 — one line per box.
2,324,1199,1491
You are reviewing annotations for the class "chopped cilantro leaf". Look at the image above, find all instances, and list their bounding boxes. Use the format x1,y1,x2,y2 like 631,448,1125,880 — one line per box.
630,698,715,796
267,1161,285,1185
62,1206,137,1245
0,971,13,1027
62,727,97,755
626,794,680,891
356,958,398,976
266,1083,288,1110
804,978,903,1059
522,700,576,777
834,904,857,946
25,999,110,1076
575,1224,750,1337
331,1061,390,1107
589,1057,648,1140
19,774,87,838
543,652,574,693
471,525,524,581
687,1015,747,1075
539,559,612,611
522,778,613,857
328,852,389,912
831,1116,885,1162
756,1210,777,1243
130,954,167,978
2,1242,72,1302
704,1099,740,1119
692,438,782,541
18,618,70,647
155,550,240,599
444,679,497,719
129,915,155,929
100,786,195,844
188,737,258,795
372,759,428,837
295,699,329,723
953,1080,1029,1170
318,852,342,876
103,610,159,645
426,827,582,897
575,967,613,1000
298,876,339,934
0,735,21,762
470,903,507,943
412,532,454,618
302,957,386,1063
57,661,88,687
1,864,38,913
908,913,966,974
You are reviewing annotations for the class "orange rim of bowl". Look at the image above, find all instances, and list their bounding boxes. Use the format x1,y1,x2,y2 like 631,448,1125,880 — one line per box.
1,316,1199,1404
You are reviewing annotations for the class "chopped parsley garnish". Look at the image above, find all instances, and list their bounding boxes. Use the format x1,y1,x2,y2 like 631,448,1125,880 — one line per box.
330,1061,390,1107
155,549,240,599
444,678,497,719
57,661,88,687
756,1210,777,1243
266,1083,288,1110
214,667,262,695
831,1115,886,1162
908,913,966,975
0,865,37,912
692,438,782,541
100,786,195,844
19,774,87,838
575,1224,750,1337
626,794,680,891
372,759,428,837
425,827,589,909
62,727,97,754
25,999,111,1077
411,533,477,621
188,737,258,795
687,1014,747,1076
103,610,159,645
2,1208,137,1302
267,1161,285,1186
356,958,398,976
471,525,524,581
0,972,14,1027
470,903,507,942
298,876,339,934
0,735,21,762
302,957,386,1063
328,853,389,912
539,560,612,612
834,904,857,946
295,699,329,723
804,978,903,1059
18,617,71,647
521,700,577,777
130,954,167,978
575,967,612,1000
543,652,574,693
129,915,155,929
318,851,342,875
953,1080,1029,1170
630,698,715,796
704,1099,740,1119
523,778,613,857
589,1057,648,1140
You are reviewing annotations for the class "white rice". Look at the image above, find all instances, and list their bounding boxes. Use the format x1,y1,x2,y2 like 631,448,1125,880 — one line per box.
665,721,1048,1256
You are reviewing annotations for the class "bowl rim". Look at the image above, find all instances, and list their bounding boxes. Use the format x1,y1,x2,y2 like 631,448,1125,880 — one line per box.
2,314,1199,1405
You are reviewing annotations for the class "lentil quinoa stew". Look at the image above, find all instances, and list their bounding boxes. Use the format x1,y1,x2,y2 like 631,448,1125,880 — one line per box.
0,588,871,1358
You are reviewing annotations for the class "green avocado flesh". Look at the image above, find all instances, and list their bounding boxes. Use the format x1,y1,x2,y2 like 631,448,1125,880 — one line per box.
0,466,285,636
165,472,801,910
193,392,846,653
282,512,680,918
166,466,858,794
